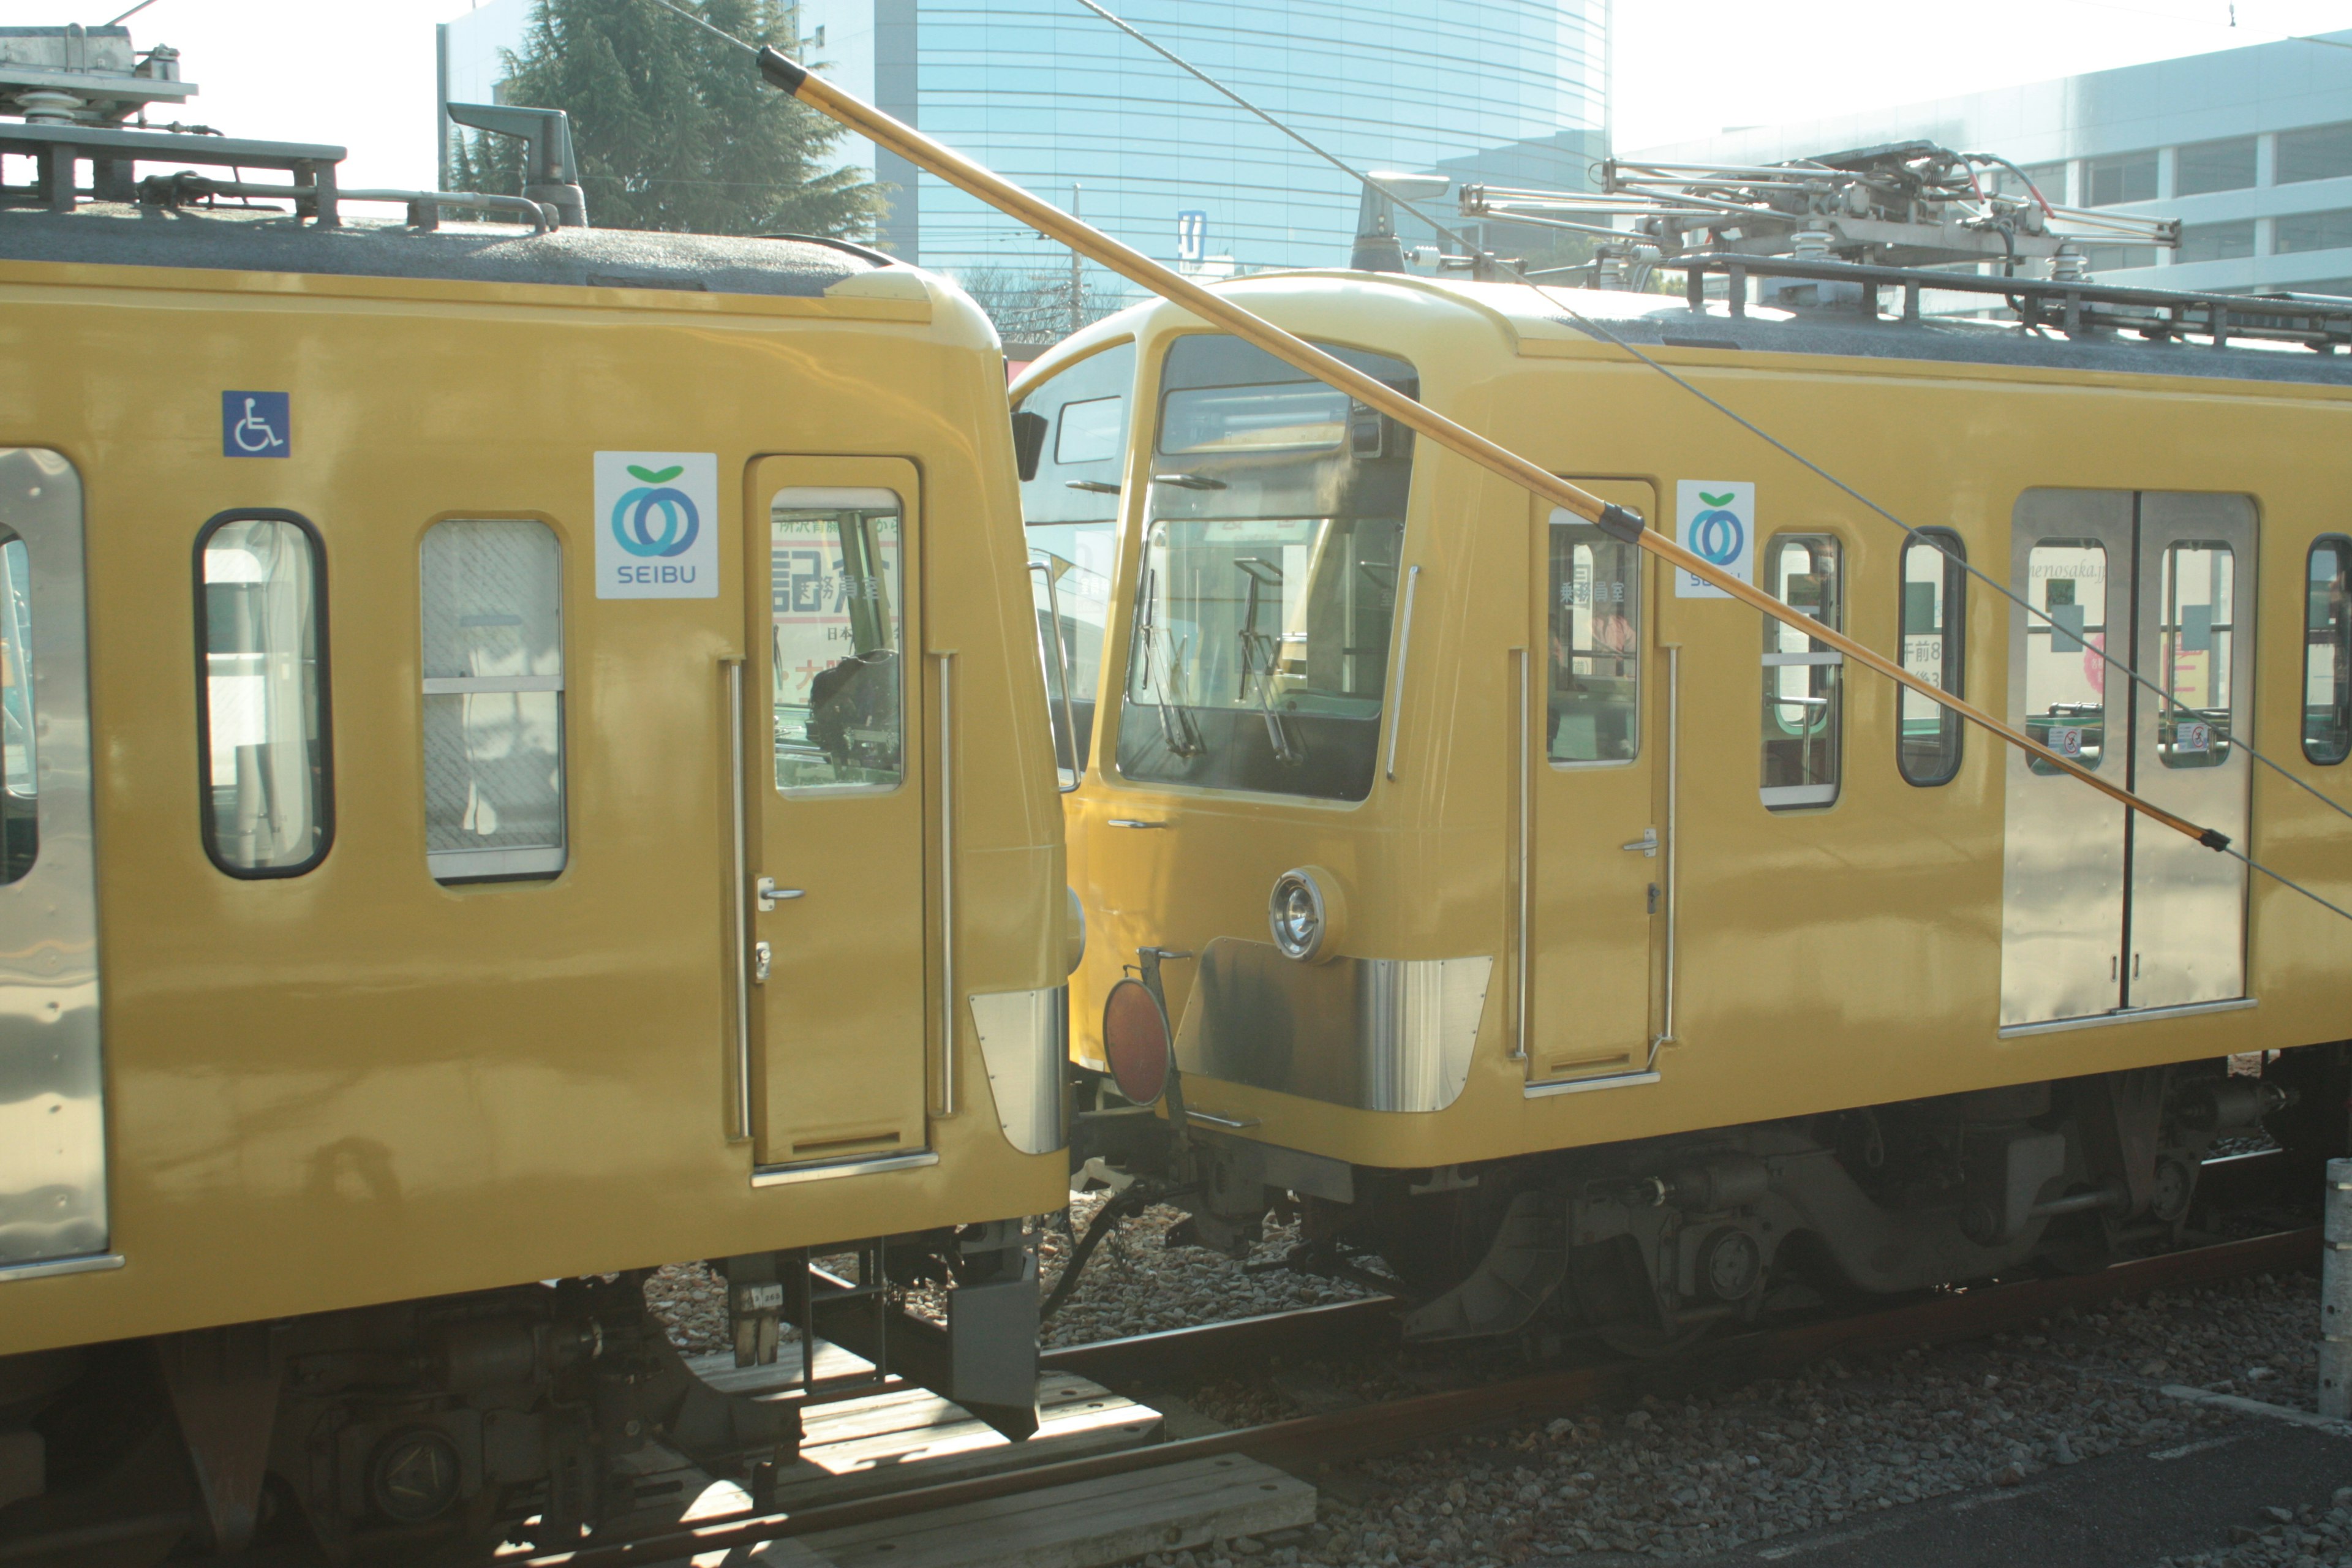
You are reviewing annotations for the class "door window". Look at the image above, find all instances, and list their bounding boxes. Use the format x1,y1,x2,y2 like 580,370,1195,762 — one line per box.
2155,541,2234,769
0,532,33,884
2304,536,2350,765
1898,529,1966,786
2023,540,2109,774
771,491,904,792
1547,513,1640,763
196,514,331,876
421,519,566,881
1760,533,1842,809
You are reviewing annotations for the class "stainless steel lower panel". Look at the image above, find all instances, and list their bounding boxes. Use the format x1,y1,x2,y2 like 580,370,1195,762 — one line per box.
1171,938,1491,1113
969,986,1069,1155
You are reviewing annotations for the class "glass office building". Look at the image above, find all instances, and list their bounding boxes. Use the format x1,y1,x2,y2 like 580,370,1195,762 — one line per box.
440,1,1606,313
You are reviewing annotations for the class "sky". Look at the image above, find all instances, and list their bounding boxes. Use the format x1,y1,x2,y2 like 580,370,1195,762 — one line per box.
10,0,2352,192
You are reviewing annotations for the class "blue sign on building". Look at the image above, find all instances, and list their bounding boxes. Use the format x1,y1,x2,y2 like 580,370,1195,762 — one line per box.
222,391,290,458
1177,209,1207,265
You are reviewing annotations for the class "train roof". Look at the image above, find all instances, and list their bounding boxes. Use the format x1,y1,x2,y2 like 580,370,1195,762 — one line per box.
0,200,899,298
1036,270,2352,394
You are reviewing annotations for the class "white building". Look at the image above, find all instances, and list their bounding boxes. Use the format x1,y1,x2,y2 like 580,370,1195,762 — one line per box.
1632,28,2352,298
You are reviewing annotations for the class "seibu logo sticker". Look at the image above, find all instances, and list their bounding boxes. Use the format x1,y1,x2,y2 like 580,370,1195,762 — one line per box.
1674,480,1755,599
595,451,718,598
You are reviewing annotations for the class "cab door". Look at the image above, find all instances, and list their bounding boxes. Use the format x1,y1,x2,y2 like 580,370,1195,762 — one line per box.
745,458,929,1170
1525,482,1664,1087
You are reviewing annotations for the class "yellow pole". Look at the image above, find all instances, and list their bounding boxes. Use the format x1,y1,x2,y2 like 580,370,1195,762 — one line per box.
753,47,2228,853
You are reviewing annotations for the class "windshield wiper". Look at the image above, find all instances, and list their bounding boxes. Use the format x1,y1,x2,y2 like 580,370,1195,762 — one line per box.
1134,564,1204,757
1234,557,1303,767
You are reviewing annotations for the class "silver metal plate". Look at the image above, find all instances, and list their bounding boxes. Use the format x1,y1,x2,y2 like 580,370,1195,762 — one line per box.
748,1149,940,1188
969,987,1069,1155
1171,938,1491,1113
0,449,104,1272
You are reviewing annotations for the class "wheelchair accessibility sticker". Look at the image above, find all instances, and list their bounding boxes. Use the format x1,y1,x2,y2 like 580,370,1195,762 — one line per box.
1675,480,1755,599
222,391,290,458
594,451,718,598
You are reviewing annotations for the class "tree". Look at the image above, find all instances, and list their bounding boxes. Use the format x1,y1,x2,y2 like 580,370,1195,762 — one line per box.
954,262,1128,347
451,0,886,238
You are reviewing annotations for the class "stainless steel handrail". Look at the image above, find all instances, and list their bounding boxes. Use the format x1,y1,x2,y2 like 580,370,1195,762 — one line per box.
1512,647,1531,1061
725,658,753,1140
1385,563,1422,782
1027,557,1083,790
935,652,957,1117
1653,645,1680,1060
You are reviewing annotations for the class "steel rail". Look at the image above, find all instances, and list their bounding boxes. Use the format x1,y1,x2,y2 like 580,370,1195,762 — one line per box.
529,1226,2318,1567
704,33,2231,856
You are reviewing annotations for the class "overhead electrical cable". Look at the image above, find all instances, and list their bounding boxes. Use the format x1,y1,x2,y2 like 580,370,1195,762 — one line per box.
636,0,2352,928
1066,0,2352,845
1059,0,2352,903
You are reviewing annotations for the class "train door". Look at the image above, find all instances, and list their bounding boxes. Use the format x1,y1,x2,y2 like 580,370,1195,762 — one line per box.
1999,489,2255,1027
0,449,105,1273
744,459,931,1171
1525,483,1665,1087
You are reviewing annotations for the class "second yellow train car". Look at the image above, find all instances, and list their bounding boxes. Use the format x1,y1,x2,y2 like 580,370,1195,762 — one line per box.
1018,267,2350,1346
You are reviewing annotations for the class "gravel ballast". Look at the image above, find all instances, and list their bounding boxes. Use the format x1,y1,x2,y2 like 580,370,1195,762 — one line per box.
1115,1270,2337,1567
635,1215,2334,1566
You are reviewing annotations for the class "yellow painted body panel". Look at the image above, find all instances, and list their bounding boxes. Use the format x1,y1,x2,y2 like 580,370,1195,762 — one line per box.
1026,271,2352,1170
0,258,1065,1357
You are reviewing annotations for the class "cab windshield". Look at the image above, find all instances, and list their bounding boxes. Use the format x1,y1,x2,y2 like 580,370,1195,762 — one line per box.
1118,335,1416,801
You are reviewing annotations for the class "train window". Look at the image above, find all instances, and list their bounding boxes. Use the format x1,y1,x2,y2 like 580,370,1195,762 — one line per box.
2155,542,2235,769
0,532,33,884
1018,342,1133,783
1031,541,1110,788
1760,533,1843,809
1898,529,1966,786
195,513,331,876
2023,540,2108,775
1547,511,1640,763
1118,334,1418,801
771,489,903,793
2305,536,2352,765
420,520,567,882
1016,341,1134,527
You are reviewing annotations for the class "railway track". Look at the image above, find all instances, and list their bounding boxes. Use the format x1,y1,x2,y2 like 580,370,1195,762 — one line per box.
534,1223,2324,1567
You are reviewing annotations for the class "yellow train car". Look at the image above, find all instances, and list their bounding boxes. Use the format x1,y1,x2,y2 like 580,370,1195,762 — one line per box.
0,120,1067,1556
1019,268,2352,1345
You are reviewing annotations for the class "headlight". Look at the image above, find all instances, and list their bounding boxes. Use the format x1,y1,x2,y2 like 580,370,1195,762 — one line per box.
1064,886,1087,977
1268,865,1346,963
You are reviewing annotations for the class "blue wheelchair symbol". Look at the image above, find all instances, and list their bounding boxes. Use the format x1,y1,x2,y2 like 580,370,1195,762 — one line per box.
222,391,290,458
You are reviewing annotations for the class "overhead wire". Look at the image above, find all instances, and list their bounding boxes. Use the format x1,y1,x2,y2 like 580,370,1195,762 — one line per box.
635,0,2352,930
1059,0,2352,928
1077,0,2346,828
